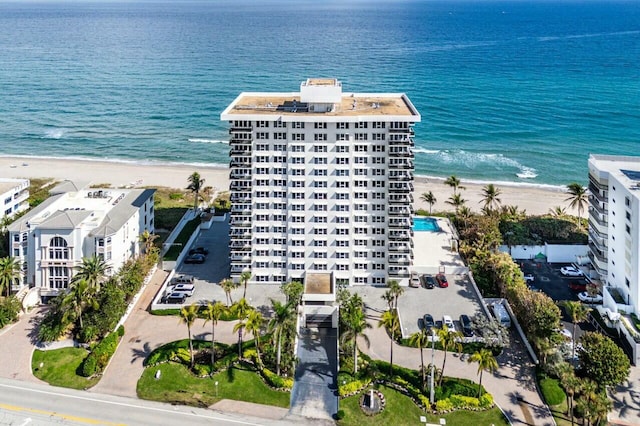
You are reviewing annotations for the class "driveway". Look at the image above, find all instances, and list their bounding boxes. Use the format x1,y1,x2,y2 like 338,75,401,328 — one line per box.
361,307,555,426
0,307,47,383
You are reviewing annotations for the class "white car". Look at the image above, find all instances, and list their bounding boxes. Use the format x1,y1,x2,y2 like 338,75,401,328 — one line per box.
578,292,603,304
560,266,584,277
524,273,535,283
442,315,455,330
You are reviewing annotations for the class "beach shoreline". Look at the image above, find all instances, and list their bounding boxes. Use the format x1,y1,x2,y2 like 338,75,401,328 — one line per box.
0,155,576,216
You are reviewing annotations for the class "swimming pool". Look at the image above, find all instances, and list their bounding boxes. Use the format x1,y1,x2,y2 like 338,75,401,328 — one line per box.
413,217,441,232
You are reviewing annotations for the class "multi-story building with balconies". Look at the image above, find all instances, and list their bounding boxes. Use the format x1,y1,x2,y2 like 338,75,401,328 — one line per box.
588,154,640,316
0,178,30,221
7,181,155,299
221,78,420,287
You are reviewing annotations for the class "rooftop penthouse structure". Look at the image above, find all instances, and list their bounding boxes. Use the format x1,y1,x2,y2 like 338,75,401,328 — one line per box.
221,78,420,287
8,182,155,299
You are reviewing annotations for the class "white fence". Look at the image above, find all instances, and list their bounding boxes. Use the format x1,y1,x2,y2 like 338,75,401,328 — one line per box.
500,243,587,263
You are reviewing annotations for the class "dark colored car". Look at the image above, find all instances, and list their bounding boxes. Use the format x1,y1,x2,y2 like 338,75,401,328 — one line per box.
435,273,449,288
189,247,209,256
569,281,588,292
421,274,436,289
165,292,187,304
423,314,435,331
460,314,474,337
184,253,206,264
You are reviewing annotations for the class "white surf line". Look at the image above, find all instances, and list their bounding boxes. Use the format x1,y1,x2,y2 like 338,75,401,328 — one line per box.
0,383,264,426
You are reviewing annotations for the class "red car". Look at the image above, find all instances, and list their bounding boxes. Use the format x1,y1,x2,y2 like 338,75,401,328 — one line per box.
568,281,587,292
435,273,449,288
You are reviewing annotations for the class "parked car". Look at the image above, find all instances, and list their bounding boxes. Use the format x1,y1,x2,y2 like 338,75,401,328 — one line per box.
184,253,206,264
442,315,455,330
435,273,449,288
410,275,421,288
189,246,209,256
459,314,474,337
421,274,436,289
173,274,194,284
165,292,187,304
169,284,195,296
423,314,435,331
578,292,603,304
561,266,584,277
568,281,588,292
524,273,535,283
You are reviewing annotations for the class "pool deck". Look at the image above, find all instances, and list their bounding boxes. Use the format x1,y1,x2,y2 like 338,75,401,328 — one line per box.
411,217,468,275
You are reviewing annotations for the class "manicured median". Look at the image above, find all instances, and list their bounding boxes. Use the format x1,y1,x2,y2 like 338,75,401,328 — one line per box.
32,348,100,390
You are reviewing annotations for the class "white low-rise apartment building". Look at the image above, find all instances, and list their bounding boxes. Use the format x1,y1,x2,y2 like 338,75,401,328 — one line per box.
588,155,640,315
221,78,420,287
0,178,30,221
7,182,155,298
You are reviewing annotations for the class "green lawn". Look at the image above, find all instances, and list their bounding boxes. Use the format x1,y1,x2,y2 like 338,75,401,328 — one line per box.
338,384,509,426
32,348,100,390
137,362,290,408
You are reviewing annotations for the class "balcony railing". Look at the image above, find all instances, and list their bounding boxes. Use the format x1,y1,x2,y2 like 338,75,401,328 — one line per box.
588,230,608,251
588,209,607,226
588,251,608,276
588,242,607,262
588,183,607,203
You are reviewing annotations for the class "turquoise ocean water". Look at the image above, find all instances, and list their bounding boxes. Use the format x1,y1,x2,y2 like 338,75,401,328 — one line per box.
0,0,638,187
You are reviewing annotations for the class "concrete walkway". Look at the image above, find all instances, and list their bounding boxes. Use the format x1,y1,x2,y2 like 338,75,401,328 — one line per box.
361,308,555,426
0,307,48,383
609,363,640,426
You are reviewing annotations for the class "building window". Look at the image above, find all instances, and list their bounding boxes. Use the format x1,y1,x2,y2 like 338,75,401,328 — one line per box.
337,122,349,129
49,237,69,260
314,134,328,141
291,122,305,129
626,224,631,234
49,266,70,289
355,122,368,129
292,133,305,141
625,197,630,207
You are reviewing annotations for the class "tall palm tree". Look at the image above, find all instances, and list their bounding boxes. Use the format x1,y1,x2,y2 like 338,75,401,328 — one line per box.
480,184,502,212
240,270,251,299
559,364,581,426
380,290,394,310
444,175,465,195
378,309,400,375
138,230,158,255
203,301,226,369
565,182,588,225
446,193,467,214
245,309,265,367
420,191,437,214
62,279,98,330
437,325,463,385
187,172,205,212
268,299,295,375
232,298,252,359
408,328,430,391
576,378,599,426
341,308,371,374
0,257,21,297
467,348,498,397
179,303,199,368
75,255,108,292
220,278,235,306
387,279,404,309
560,300,591,362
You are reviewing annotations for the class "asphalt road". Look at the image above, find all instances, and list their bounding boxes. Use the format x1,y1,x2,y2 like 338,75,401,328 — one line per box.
0,377,293,426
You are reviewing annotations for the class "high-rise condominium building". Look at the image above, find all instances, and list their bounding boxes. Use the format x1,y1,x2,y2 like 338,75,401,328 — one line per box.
221,78,420,287
588,155,640,316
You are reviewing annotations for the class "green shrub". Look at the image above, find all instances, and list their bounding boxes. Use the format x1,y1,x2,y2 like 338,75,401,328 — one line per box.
117,325,125,337
417,393,431,408
479,393,494,407
193,363,210,376
449,394,480,408
169,192,183,200
80,331,121,377
0,296,21,328
338,378,371,397
435,398,454,412
146,351,163,366
435,377,479,400
540,378,566,405
174,348,191,364
261,367,293,390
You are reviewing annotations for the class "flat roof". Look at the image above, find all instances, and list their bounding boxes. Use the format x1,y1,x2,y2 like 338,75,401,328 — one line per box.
0,178,28,194
221,92,420,120
304,273,333,295
590,155,640,191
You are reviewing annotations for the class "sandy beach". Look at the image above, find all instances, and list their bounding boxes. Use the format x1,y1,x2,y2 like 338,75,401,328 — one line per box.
0,156,576,216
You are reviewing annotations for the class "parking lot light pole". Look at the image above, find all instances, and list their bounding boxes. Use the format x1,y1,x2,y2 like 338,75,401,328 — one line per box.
430,328,435,405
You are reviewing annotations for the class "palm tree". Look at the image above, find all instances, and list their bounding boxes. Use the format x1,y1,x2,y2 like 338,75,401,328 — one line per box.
387,279,404,309
408,328,430,390
138,230,158,255
446,193,467,214
0,257,21,297
75,255,108,292
467,348,498,397
445,175,465,195
232,298,252,359
245,309,265,367
268,299,295,375
62,279,98,330
220,278,235,306
240,270,251,299
187,172,205,212
203,301,226,369
549,206,567,218
341,308,371,375
380,290,394,310
560,300,590,362
378,309,400,375
576,378,599,426
565,182,588,225
179,304,199,368
420,191,437,214
480,184,502,212
559,364,581,426
437,325,463,385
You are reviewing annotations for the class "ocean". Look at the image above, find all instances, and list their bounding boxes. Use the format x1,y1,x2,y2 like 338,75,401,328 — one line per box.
0,0,638,187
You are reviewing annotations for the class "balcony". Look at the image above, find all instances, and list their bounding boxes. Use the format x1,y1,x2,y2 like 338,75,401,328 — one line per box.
589,202,608,216
389,230,412,240
588,250,607,277
389,160,414,169
388,194,413,204
230,147,252,156
389,256,411,266
230,194,252,203
230,230,251,239
230,241,251,251
389,182,413,193
388,173,412,181
389,220,411,228
588,175,608,191
230,172,251,181
588,208,607,226
230,160,252,168
230,181,252,191
588,230,608,251
390,148,413,157
230,218,251,227
230,253,251,262
588,182,607,203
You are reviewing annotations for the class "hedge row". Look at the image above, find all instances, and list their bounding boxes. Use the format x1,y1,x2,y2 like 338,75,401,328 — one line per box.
435,393,494,412
261,367,293,390
80,326,124,377
338,378,372,397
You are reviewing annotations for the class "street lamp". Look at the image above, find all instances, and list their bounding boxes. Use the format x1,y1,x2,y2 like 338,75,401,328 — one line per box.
430,328,435,405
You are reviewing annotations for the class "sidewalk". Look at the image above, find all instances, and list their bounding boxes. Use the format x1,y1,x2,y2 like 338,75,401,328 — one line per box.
361,308,555,426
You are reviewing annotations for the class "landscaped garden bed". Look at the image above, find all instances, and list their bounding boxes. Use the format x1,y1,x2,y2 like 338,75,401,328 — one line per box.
32,347,101,390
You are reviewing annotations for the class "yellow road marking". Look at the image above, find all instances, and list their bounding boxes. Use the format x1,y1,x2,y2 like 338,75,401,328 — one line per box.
0,403,126,425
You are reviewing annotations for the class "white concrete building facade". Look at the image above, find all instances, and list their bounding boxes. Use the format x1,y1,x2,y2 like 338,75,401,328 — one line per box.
0,178,30,221
588,154,640,315
8,183,155,298
221,78,420,287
